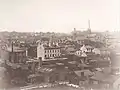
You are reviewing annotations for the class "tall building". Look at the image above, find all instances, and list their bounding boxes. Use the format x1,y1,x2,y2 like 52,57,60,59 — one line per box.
37,41,61,61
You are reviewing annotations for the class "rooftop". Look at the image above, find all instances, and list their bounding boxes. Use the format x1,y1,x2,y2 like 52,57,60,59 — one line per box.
91,71,120,83
6,46,26,52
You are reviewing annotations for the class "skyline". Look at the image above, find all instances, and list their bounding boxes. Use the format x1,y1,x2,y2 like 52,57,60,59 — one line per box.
0,0,119,33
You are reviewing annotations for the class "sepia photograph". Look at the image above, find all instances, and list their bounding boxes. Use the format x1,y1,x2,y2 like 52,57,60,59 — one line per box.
0,0,120,90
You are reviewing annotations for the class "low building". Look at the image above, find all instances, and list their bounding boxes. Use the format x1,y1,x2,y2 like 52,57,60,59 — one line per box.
87,33,105,43
80,45,93,53
90,71,120,89
1,45,26,64
65,45,76,55
80,45,87,53
92,48,101,55
75,50,82,56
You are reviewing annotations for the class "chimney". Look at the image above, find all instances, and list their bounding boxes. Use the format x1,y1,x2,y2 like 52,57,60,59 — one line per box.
11,41,13,52
39,57,42,67
49,42,51,47
74,28,76,31
56,42,59,46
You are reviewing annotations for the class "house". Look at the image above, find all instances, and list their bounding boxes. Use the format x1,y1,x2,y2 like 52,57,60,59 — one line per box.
80,45,93,53
74,70,93,85
75,50,82,56
85,45,93,53
80,45,87,53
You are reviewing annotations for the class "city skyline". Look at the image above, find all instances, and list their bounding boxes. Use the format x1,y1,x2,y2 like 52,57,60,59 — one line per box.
0,0,119,33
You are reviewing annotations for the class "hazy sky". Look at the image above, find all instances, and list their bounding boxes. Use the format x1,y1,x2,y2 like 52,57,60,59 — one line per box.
0,0,119,33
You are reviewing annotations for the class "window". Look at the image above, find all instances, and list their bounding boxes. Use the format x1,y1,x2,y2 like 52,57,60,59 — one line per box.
45,55,47,58
47,50,49,53
45,50,46,53
55,54,57,57
58,49,60,52
51,50,52,53
81,72,84,77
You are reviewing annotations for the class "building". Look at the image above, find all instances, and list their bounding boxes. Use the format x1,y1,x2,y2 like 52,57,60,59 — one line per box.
80,45,87,53
65,45,76,55
87,33,105,43
75,50,82,56
37,42,61,61
27,44,37,58
80,45,93,53
90,71,120,90
0,43,27,64
6,46,26,64
92,48,101,55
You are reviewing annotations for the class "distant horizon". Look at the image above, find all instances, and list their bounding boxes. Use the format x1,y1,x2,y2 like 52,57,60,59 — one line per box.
0,0,119,33
0,28,118,34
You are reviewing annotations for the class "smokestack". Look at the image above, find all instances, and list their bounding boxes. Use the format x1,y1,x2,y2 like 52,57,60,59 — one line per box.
88,19,91,33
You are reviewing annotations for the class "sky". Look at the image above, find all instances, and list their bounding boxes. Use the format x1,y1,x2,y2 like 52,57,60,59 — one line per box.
0,0,119,33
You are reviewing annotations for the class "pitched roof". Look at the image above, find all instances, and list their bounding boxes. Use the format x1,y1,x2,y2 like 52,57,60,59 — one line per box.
91,71,120,83
75,70,93,77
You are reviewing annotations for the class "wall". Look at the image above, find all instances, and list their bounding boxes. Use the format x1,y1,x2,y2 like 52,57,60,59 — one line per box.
37,43,45,60
0,49,9,60
44,49,61,58
113,77,120,90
